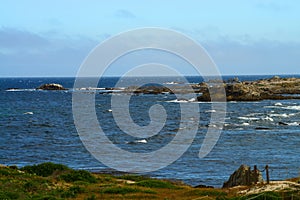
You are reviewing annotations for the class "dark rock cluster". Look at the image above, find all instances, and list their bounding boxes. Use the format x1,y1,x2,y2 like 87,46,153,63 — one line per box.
37,83,66,90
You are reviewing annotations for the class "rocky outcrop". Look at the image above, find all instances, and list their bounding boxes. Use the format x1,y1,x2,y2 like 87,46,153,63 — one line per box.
223,165,263,188
37,83,66,90
118,76,300,101
125,85,173,94
197,76,300,101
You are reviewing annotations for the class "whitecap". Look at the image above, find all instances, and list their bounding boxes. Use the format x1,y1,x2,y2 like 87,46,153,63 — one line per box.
284,106,300,111
275,102,283,106
24,112,33,115
164,81,181,85
238,117,260,121
77,87,106,90
205,110,216,113
188,97,197,102
166,99,188,103
6,89,36,92
287,122,300,126
135,139,147,143
242,122,250,126
262,116,274,122
269,113,289,118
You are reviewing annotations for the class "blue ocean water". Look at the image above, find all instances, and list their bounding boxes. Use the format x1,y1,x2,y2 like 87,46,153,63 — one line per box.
0,75,300,187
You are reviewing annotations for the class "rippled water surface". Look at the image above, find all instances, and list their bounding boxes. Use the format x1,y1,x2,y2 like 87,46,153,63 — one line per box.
0,76,300,187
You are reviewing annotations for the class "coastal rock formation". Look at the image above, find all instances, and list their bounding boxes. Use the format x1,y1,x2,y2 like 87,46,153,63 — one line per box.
197,76,300,101
223,165,263,188
118,76,300,101
37,83,66,90
126,85,173,94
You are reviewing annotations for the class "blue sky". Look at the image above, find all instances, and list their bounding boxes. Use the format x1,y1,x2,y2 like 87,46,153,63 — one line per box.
1,0,300,76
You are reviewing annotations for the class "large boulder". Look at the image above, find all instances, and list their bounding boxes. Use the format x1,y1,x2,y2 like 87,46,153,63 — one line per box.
223,165,263,188
37,83,66,90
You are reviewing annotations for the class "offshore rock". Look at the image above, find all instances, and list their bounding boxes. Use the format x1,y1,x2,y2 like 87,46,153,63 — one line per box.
197,77,300,101
37,83,66,90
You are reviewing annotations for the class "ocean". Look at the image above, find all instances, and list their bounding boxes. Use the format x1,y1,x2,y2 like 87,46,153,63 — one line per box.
0,75,300,187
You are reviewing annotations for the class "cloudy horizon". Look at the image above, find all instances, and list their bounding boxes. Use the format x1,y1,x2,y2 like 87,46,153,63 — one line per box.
1,0,300,77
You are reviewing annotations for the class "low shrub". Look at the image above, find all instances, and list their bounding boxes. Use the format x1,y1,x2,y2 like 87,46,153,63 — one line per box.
100,186,141,195
0,169,10,176
30,194,58,200
85,194,96,200
21,162,69,177
119,174,150,182
23,180,39,192
59,170,97,183
135,179,178,189
61,186,85,198
0,190,20,199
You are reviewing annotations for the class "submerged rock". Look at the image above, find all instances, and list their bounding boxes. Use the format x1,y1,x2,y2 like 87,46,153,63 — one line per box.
278,122,289,126
223,165,263,188
37,83,66,90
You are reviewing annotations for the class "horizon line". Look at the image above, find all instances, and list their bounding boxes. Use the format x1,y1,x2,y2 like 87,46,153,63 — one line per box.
1,73,300,78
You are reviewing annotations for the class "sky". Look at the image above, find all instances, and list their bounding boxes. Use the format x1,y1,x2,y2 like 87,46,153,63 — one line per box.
0,0,300,76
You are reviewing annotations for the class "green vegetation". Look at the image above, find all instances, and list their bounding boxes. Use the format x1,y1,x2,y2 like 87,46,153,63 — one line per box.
61,186,86,198
1,162,300,199
135,179,180,189
21,162,69,177
59,170,97,183
100,186,155,195
119,174,150,182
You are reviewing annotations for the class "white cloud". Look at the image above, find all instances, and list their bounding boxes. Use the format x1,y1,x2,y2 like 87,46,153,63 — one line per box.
0,28,99,76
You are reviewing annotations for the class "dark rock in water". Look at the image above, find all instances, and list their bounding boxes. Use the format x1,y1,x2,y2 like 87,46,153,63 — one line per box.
223,165,263,188
6,88,20,91
194,184,214,189
278,122,289,126
37,83,66,90
255,127,270,130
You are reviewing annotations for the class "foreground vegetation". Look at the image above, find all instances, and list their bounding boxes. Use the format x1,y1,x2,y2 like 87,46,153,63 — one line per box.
0,162,299,199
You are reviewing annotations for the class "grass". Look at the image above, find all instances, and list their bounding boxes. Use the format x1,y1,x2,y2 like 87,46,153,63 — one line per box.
184,189,227,197
100,186,156,195
1,162,300,199
135,179,180,189
59,170,97,183
118,174,151,182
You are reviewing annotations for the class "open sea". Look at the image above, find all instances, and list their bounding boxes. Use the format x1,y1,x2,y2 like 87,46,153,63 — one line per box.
1,75,300,187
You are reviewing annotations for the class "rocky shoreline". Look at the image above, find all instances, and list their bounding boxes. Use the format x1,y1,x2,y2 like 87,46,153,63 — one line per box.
122,76,300,101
